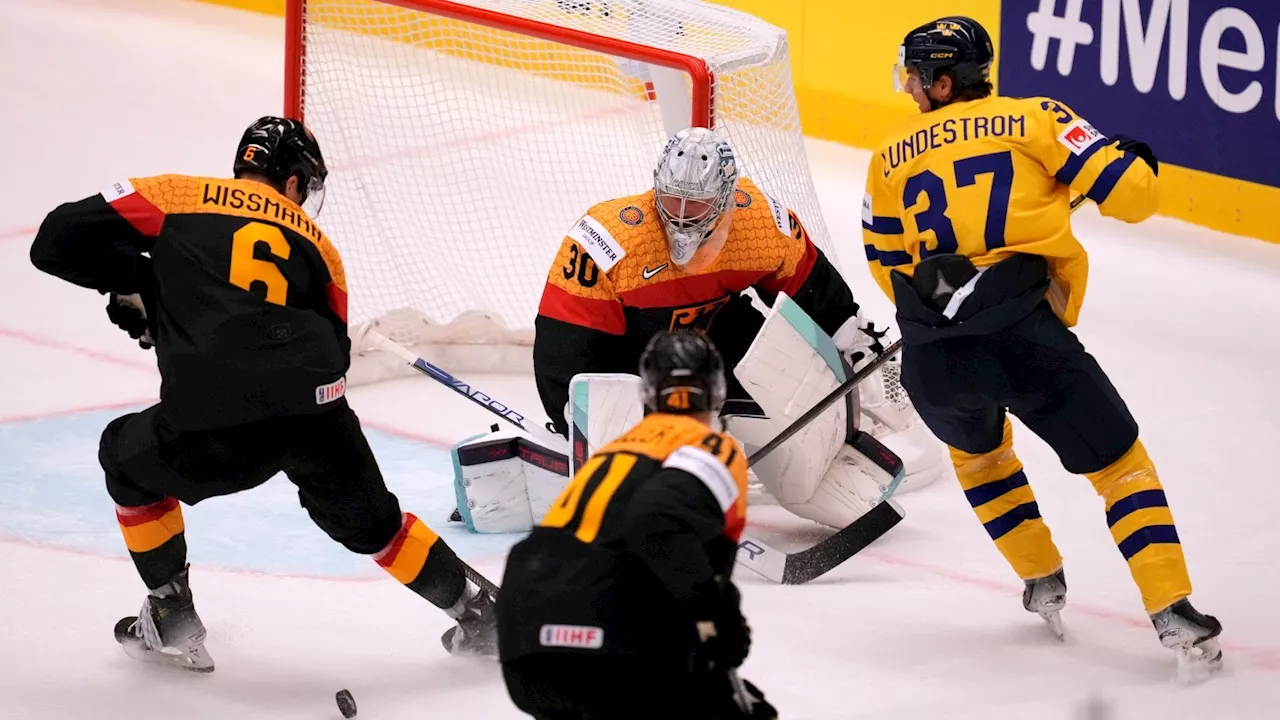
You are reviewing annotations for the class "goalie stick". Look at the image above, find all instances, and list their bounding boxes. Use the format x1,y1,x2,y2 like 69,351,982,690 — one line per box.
732,340,906,585
363,327,904,585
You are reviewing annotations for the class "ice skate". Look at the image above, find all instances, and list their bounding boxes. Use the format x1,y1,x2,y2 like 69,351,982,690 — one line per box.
113,565,214,673
440,578,498,657
1023,567,1067,641
1151,598,1222,684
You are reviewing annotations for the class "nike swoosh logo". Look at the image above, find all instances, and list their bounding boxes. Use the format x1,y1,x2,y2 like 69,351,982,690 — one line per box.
642,264,668,280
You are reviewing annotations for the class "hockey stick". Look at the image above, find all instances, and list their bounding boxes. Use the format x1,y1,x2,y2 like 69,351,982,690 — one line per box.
750,194,1088,471
747,339,902,466
731,341,906,585
360,328,566,448
737,196,1094,583
363,325,901,585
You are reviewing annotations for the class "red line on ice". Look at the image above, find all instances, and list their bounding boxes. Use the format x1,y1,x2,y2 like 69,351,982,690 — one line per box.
0,226,36,243
860,547,1280,672
0,327,156,373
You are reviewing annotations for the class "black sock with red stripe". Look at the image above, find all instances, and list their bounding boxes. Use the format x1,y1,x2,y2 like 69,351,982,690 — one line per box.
373,512,466,609
116,497,188,591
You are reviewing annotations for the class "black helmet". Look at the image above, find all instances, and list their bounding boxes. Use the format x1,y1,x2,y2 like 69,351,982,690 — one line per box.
233,116,329,214
639,330,727,416
896,16,994,92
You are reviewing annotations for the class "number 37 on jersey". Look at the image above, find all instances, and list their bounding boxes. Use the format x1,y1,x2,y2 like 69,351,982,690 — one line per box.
858,95,1159,314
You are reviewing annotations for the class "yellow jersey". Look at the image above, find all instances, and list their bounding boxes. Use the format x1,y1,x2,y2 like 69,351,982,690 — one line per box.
860,95,1158,326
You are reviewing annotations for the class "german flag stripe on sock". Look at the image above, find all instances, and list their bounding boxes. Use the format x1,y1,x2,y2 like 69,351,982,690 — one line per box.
374,513,440,585
116,497,184,554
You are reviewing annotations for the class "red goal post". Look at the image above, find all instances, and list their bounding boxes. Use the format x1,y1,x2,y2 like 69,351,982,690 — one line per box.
282,0,832,382
286,0,714,128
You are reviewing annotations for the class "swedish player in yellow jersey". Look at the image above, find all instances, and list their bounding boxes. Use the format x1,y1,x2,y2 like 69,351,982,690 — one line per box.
861,16,1222,678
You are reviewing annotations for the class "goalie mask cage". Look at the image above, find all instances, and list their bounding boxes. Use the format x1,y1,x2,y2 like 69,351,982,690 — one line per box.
285,0,836,380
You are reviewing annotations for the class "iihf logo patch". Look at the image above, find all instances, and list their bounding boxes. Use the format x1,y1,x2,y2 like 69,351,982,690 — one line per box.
618,206,644,226
316,376,346,405
539,624,604,649
733,189,752,208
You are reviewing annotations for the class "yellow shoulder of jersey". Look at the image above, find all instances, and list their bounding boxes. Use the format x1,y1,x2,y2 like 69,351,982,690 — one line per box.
601,413,747,486
544,189,658,301
130,174,346,290
577,190,666,279
600,413,713,459
719,176,810,279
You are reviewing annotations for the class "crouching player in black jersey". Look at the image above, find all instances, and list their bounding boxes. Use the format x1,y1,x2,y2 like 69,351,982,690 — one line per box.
497,331,776,720
29,117,497,672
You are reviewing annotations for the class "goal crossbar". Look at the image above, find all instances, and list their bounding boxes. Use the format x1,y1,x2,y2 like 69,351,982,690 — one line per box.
285,0,713,127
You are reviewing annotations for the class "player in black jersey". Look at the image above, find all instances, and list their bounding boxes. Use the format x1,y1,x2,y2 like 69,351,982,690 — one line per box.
29,116,497,672
498,331,776,720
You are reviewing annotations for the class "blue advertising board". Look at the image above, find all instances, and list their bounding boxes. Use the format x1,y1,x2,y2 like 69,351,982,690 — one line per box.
999,0,1280,189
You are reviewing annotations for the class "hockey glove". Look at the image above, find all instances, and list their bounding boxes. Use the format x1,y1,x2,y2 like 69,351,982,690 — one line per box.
692,581,751,673
832,309,889,373
106,259,158,350
724,675,779,720
1111,135,1159,176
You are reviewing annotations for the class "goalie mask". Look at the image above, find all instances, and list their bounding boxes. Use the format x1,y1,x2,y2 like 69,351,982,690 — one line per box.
653,127,739,272
639,330,727,417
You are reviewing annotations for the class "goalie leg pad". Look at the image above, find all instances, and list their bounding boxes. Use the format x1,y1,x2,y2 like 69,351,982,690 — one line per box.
722,411,829,507
729,293,852,506
452,429,570,534
567,373,644,474
785,431,905,530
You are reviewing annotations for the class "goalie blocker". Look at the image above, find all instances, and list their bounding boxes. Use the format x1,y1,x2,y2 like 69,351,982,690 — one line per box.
452,294,902,535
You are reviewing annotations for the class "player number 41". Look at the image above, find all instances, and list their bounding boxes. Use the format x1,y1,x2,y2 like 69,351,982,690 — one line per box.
903,149,1013,257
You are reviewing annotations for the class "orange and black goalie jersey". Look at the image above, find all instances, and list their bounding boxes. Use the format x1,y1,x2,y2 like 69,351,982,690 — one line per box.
534,176,859,435
495,412,749,666
30,175,350,431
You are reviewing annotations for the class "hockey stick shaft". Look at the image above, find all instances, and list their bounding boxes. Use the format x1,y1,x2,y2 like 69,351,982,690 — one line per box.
746,339,902,467
363,328,565,448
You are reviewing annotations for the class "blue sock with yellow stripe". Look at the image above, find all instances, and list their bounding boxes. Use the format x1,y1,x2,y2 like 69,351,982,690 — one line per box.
951,419,1063,581
1086,439,1191,614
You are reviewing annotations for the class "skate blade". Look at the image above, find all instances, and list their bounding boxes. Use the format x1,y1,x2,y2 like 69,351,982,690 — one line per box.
1040,610,1066,641
1173,639,1223,686
120,639,215,673
441,625,498,659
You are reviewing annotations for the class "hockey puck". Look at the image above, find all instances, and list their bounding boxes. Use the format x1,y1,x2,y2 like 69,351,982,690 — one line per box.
335,689,357,718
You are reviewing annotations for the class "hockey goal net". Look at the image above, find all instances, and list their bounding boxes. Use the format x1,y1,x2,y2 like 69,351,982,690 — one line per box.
286,0,835,380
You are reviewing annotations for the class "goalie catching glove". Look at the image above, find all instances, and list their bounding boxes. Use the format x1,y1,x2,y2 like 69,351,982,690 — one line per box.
832,306,944,493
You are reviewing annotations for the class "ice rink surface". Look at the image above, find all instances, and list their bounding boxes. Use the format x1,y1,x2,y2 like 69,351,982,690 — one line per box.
2,0,1278,717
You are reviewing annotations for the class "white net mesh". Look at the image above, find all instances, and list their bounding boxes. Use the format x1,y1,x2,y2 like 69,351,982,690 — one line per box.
294,0,834,372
